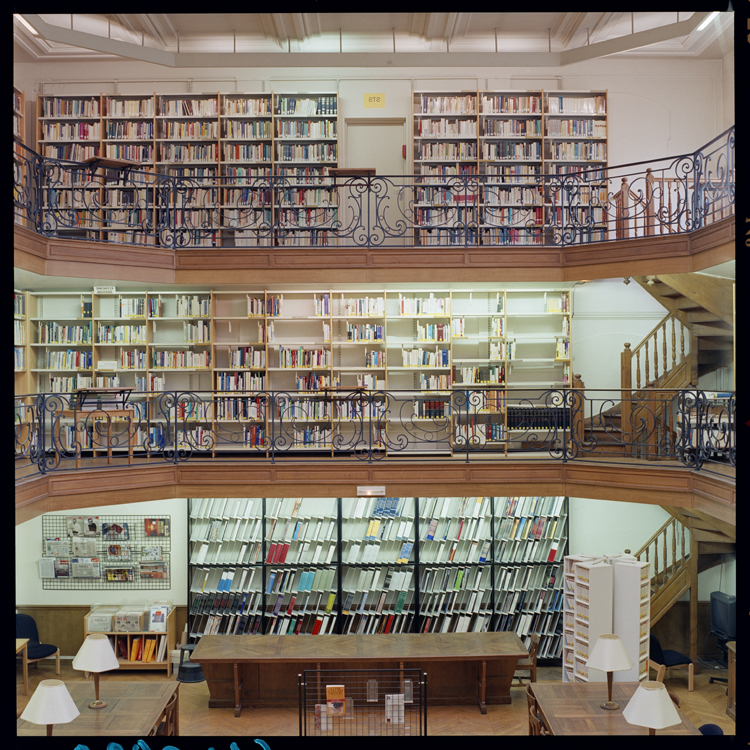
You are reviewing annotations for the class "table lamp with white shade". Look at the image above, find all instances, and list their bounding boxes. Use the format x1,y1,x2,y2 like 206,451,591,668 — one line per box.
72,633,120,708
585,633,634,709
20,679,79,735
623,680,681,735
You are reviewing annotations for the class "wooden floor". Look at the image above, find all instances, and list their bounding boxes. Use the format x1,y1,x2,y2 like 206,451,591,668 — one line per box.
16,660,735,737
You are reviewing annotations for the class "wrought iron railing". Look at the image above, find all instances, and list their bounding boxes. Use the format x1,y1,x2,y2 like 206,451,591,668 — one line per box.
13,127,734,249
14,388,735,478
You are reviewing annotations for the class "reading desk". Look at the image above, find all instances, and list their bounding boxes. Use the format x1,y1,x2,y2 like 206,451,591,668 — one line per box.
192,631,527,717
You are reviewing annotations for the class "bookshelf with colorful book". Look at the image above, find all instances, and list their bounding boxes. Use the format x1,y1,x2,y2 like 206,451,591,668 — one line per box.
340,497,416,635
83,605,176,675
210,290,269,452
189,498,266,638
478,91,544,247
219,93,273,248
265,291,334,451
493,496,567,657
385,291,453,454
450,290,508,453
543,91,608,244
412,90,479,247
14,290,30,394
273,92,339,248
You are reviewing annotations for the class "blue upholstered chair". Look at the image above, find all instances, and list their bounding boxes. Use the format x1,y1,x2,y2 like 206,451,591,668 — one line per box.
649,634,693,691
16,613,61,674
698,724,724,735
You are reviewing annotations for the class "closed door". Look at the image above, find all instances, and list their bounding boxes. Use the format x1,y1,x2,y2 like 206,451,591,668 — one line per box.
344,118,408,245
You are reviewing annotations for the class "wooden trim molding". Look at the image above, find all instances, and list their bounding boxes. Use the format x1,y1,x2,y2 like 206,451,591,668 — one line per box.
14,217,735,286
15,460,735,528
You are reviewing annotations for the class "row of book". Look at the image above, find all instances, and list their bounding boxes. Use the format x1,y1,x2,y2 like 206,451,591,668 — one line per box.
223,144,272,162
114,634,169,663
276,120,337,138
106,121,154,139
418,142,478,161
496,513,565,541
150,350,211,369
482,118,542,137
275,96,337,116
42,122,101,141
415,118,477,137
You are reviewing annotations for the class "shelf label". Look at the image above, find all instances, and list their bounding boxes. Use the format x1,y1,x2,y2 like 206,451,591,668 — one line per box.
94,286,116,294
364,94,385,109
357,485,385,496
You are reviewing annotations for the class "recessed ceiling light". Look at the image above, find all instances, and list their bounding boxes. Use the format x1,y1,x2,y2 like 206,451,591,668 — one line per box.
697,11,719,31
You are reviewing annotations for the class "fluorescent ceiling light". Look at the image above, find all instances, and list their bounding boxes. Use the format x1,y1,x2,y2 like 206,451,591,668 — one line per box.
697,11,719,31
14,14,38,35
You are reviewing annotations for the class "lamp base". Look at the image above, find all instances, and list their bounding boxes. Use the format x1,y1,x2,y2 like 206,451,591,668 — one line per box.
88,699,107,709
600,701,620,710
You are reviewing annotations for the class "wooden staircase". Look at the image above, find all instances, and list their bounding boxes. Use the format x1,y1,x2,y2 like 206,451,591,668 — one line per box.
631,508,735,659
633,274,734,384
579,273,734,457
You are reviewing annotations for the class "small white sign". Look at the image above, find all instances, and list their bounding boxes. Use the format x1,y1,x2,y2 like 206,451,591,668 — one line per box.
357,486,385,496
94,286,116,294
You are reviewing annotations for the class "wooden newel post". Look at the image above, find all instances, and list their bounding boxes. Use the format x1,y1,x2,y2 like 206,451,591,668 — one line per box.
621,344,633,447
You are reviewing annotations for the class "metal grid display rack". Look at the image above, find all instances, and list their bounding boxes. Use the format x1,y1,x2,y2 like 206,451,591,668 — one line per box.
299,668,426,737
40,514,171,590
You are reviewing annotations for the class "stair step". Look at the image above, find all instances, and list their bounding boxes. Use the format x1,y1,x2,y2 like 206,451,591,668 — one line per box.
673,298,704,311
697,338,733,351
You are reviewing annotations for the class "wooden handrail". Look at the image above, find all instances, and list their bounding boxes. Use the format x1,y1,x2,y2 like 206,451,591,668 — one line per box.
632,515,690,596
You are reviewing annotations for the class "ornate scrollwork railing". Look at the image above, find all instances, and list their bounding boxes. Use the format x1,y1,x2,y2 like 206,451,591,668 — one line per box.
13,126,733,249
14,388,734,478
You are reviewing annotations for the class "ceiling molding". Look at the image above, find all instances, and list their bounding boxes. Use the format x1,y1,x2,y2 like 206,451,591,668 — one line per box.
15,11,728,68
559,11,711,65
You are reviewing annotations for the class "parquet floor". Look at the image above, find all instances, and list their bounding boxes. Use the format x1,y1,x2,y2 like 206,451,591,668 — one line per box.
16,661,735,737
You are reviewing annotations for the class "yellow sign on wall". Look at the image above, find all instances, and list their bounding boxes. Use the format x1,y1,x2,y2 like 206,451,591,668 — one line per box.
364,93,385,108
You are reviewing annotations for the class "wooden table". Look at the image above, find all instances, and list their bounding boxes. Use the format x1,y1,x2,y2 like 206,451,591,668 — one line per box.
16,638,29,696
530,682,701,735
16,680,179,736
192,632,527,717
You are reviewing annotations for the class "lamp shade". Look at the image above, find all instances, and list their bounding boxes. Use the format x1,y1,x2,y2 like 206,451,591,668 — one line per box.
20,679,80,725
72,633,120,673
586,633,634,673
623,681,681,730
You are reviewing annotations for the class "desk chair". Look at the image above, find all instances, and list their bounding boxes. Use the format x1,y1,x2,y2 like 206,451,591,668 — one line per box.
149,691,177,736
16,614,60,675
513,634,540,685
648,635,693,691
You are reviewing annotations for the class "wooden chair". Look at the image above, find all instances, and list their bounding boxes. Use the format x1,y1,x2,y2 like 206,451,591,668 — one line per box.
528,706,550,736
649,635,694,691
513,634,540,685
149,691,177,736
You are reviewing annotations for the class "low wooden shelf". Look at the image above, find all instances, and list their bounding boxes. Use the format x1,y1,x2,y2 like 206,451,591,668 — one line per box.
83,606,176,676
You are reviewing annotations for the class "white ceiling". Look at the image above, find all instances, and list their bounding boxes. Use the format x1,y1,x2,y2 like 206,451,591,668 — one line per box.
13,12,735,67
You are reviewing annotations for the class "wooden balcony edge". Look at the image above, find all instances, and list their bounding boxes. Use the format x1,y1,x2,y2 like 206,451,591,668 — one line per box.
14,216,735,285
15,458,735,527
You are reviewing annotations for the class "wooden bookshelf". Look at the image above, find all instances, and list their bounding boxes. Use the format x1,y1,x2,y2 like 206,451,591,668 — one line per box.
14,86,25,143
83,605,176,675
188,495,567,655
25,285,574,458
412,88,608,247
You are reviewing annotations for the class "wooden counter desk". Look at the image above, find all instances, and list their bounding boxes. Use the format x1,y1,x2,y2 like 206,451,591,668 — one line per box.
191,632,527,717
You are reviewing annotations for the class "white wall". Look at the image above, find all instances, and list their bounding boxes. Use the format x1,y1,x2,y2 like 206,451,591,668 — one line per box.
568,496,671,558
571,278,666,394
15,497,188,607
14,55,731,162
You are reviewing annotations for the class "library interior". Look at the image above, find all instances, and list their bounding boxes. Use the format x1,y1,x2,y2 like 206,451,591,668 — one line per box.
14,11,737,739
